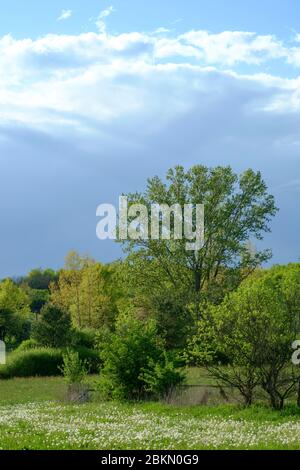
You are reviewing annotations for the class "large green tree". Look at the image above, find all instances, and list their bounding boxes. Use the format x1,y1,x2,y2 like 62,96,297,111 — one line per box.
121,165,278,309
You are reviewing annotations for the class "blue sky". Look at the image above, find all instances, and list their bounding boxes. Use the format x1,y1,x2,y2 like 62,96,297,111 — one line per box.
0,1,300,276
1,1,300,40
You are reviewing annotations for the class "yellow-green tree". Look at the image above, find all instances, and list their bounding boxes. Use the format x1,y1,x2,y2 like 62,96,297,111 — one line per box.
0,279,31,343
50,252,117,328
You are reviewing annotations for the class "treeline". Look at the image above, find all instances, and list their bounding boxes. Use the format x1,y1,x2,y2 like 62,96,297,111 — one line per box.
0,256,121,345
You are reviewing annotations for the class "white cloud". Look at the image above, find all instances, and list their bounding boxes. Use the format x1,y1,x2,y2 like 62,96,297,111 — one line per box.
157,31,287,65
95,6,116,33
294,33,300,42
57,9,72,21
0,26,300,132
152,27,171,35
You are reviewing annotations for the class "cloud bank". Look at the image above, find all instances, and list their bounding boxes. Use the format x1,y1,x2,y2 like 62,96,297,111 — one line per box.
0,24,300,131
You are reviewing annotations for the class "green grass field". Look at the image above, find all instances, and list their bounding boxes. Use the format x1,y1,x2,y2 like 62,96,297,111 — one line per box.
1,373,300,450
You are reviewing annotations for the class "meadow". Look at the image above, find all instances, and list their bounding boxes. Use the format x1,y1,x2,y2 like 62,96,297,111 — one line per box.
1,372,300,450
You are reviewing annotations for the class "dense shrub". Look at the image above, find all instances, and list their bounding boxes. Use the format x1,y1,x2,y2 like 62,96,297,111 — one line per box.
0,347,100,378
15,339,39,352
140,352,185,400
98,313,185,400
0,348,63,378
71,328,97,349
76,346,100,374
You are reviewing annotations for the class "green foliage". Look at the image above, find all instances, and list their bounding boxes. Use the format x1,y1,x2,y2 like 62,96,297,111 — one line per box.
0,347,100,379
189,264,300,408
15,339,39,352
98,313,169,400
94,325,112,354
140,352,186,399
32,303,72,348
0,279,31,345
117,165,278,350
25,268,58,290
0,348,63,378
60,349,88,385
120,165,278,303
27,288,49,314
151,289,193,349
75,346,101,373
184,310,229,366
50,253,119,329
71,327,97,349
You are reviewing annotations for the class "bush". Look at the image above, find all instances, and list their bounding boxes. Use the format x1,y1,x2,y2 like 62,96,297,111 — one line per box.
60,349,88,385
15,339,39,352
140,352,185,400
94,325,112,355
76,346,100,374
0,348,63,378
0,347,100,378
71,328,97,349
98,313,184,400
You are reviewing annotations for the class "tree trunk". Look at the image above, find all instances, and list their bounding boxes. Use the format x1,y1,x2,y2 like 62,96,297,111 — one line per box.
244,393,253,407
297,380,300,407
269,392,283,410
194,270,201,293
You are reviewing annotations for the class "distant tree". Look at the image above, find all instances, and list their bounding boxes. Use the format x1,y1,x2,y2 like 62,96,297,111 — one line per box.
32,303,72,348
50,252,86,327
79,261,117,328
0,279,31,344
26,268,58,290
0,307,15,342
50,251,117,329
26,289,50,317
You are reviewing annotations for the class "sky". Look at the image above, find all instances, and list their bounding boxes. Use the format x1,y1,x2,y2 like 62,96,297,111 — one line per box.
0,0,300,277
